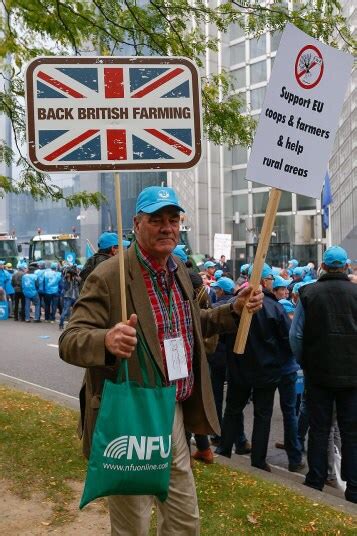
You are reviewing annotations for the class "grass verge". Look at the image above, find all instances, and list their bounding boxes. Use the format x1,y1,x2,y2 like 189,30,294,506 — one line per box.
1,385,356,534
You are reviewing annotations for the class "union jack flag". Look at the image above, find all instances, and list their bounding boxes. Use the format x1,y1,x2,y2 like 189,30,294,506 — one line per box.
27,58,200,171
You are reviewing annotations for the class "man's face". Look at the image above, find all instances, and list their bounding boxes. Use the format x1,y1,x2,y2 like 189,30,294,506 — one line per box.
134,207,180,259
262,276,274,292
273,286,289,300
200,273,209,286
207,266,216,276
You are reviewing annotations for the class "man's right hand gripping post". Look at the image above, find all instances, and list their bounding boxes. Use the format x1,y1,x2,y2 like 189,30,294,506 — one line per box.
104,314,138,358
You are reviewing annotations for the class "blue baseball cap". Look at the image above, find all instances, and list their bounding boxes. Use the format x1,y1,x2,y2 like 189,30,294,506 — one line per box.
323,246,348,267
248,263,274,279
240,263,250,275
51,262,58,270
279,299,296,314
204,261,216,270
292,281,306,294
211,276,235,294
98,232,118,249
273,275,291,289
288,259,299,268
172,245,188,263
293,266,306,277
122,240,130,249
135,186,185,214
214,269,223,280
0,261,5,266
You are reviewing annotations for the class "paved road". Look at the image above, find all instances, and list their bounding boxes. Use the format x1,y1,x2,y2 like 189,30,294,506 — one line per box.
0,318,83,407
0,317,300,473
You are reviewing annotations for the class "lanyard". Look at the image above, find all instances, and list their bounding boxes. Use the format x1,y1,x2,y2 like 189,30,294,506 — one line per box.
135,242,175,332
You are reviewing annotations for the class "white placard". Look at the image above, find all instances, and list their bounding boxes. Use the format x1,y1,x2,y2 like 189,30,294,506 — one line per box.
214,233,232,261
246,23,353,198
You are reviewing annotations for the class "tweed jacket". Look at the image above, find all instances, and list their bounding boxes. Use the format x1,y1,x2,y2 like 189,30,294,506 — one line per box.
59,246,238,458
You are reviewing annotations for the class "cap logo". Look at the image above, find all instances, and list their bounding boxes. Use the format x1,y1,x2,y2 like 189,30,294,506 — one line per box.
158,190,170,199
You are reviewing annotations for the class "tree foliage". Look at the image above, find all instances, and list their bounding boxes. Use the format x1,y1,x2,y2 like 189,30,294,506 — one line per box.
0,0,355,207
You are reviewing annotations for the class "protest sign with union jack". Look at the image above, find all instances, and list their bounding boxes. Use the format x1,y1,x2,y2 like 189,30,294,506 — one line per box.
26,57,201,172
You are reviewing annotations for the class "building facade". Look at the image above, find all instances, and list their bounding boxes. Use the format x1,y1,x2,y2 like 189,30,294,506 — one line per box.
3,1,354,269
329,0,357,260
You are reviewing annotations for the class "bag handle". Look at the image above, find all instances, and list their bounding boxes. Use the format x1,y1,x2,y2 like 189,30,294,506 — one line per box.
116,332,163,388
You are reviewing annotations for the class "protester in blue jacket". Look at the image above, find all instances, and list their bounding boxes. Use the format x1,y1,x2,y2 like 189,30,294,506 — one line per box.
43,263,62,322
0,261,11,297
22,264,40,322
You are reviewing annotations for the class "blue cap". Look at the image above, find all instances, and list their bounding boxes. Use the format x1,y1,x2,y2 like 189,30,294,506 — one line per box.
288,259,299,267
135,186,185,214
347,258,351,264
293,266,306,277
240,263,250,275
98,232,118,249
248,263,273,279
273,275,291,289
51,262,58,270
323,246,348,267
214,269,223,280
122,240,130,249
0,261,5,266
172,245,188,263
279,299,296,314
204,261,216,270
292,281,306,294
211,276,235,294
272,267,281,275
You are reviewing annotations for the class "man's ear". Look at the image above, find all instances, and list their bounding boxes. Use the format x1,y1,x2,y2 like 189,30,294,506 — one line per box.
261,279,267,289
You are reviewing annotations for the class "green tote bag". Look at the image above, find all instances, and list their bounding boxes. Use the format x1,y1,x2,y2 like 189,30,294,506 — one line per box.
80,337,176,509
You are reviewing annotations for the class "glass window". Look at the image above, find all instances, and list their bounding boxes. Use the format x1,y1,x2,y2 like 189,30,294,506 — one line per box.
231,42,245,65
232,169,248,190
224,169,232,191
297,195,317,211
271,31,282,51
237,92,247,113
231,67,246,90
251,181,264,188
233,222,247,241
253,191,269,213
249,35,266,59
224,195,233,218
233,194,248,216
279,191,292,212
232,145,247,165
250,61,267,85
230,23,245,41
250,87,266,110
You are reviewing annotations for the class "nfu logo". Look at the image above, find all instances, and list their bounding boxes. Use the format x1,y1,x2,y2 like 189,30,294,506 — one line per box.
103,435,171,460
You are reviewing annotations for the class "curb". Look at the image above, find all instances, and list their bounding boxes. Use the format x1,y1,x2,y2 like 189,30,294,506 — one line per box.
215,452,356,516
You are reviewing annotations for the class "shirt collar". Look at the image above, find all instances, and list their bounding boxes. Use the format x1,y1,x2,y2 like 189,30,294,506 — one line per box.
136,242,178,276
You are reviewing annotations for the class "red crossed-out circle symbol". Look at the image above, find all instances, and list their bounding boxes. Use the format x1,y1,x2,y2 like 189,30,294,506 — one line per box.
294,44,324,89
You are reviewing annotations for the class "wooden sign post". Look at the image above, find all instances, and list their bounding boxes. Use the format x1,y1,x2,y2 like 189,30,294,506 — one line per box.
114,172,128,323
234,188,281,354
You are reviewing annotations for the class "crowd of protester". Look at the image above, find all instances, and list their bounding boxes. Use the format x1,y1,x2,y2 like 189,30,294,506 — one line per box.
175,246,356,503
1,231,356,502
0,258,82,329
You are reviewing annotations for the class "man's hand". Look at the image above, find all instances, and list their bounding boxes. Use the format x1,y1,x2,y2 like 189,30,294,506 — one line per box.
232,285,264,316
105,314,138,358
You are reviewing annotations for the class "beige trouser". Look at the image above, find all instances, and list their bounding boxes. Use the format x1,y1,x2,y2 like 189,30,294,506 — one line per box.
108,403,200,536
